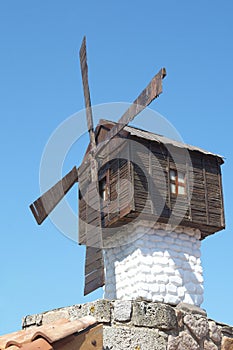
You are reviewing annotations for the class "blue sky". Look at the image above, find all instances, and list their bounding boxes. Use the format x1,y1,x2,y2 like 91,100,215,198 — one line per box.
0,0,233,334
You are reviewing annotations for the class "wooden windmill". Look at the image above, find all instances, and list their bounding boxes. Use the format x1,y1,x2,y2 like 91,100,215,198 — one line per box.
30,37,167,295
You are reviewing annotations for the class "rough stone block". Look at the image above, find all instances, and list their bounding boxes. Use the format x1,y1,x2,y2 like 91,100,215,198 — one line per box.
68,299,111,323
203,339,218,350
183,314,209,341
209,321,222,344
22,313,43,328
219,324,233,337
103,325,167,350
221,336,233,350
22,314,36,328
176,302,207,316
113,300,132,322
132,301,177,330
168,331,200,350
42,309,70,325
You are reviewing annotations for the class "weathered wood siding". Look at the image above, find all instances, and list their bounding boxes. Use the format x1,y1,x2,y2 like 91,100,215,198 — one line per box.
132,139,150,214
130,138,224,239
204,156,225,227
99,140,134,228
79,127,224,241
150,142,169,218
78,140,134,241
78,161,90,245
190,153,207,225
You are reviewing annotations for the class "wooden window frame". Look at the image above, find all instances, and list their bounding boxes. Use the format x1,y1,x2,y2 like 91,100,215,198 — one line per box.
169,169,186,196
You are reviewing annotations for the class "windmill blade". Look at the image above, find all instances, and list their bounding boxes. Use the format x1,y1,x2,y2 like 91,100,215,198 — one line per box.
95,67,166,156
79,36,96,150
80,37,105,294
84,246,105,295
84,177,105,295
30,167,78,225
108,67,166,140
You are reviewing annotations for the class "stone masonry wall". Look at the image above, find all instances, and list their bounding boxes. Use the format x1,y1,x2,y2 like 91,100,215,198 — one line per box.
23,299,233,350
104,223,203,306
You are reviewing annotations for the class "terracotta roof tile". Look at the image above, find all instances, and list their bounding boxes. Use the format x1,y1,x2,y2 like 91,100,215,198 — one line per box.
5,319,69,348
20,338,52,350
31,316,97,343
0,316,100,350
0,328,37,349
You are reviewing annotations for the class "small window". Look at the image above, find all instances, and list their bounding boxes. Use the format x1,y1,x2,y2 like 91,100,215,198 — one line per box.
169,169,186,195
99,174,110,201
99,177,107,200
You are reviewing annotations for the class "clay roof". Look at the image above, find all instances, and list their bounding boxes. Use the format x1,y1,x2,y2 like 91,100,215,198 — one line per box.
0,316,102,350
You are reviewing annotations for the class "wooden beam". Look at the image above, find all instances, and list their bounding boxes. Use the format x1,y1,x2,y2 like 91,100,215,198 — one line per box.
95,68,166,157
30,167,78,225
79,36,96,150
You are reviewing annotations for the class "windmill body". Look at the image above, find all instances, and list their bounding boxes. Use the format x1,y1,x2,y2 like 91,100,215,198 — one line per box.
30,37,225,306
78,119,224,305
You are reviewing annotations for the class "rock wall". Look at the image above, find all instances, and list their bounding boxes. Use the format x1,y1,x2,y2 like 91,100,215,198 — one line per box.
23,300,233,350
104,223,203,306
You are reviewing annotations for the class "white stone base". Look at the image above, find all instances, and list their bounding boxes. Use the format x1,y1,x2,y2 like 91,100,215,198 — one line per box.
103,223,204,306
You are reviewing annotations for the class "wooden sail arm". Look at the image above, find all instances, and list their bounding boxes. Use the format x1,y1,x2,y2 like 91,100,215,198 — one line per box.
95,67,166,157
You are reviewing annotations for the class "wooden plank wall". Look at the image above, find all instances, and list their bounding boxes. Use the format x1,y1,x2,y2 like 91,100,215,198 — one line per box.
79,135,224,241
151,142,169,218
78,162,90,245
105,141,134,226
190,153,208,225
131,139,224,236
204,156,224,227
79,140,134,232
169,148,190,221
132,139,150,214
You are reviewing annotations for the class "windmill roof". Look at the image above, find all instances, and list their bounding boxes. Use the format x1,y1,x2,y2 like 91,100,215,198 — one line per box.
0,316,101,350
98,119,224,162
